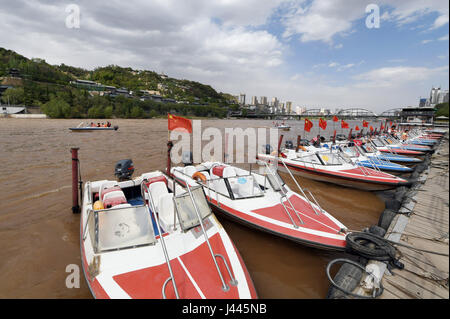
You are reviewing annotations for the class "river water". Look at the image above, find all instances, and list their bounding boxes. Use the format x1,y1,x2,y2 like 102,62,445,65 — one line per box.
0,118,385,298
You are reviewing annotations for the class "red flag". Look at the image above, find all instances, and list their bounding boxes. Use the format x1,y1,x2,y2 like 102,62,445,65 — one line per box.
341,120,349,129
355,125,360,131
389,121,393,127
168,114,192,133
304,118,313,132
319,118,327,130
369,126,374,131
362,120,369,128
332,115,339,122
380,123,385,130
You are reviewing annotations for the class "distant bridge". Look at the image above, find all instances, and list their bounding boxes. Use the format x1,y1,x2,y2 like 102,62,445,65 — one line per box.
229,107,401,120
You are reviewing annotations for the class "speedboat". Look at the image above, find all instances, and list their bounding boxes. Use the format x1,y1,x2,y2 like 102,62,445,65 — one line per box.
171,162,348,251
337,145,413,174
80,168,257,299
355,141,422,165
380,136,433,153
370,138,425,156
70,122,118,131
274,123,291,131
257,149,410,191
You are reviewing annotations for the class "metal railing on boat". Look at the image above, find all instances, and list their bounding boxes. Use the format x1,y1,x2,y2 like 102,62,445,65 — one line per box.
141,181,180,299
185,183,238,292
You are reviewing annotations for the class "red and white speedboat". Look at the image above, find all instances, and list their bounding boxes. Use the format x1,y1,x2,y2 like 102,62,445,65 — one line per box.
171,162,348,251
370,138,425,156
80,170,257,299
257,149,410,191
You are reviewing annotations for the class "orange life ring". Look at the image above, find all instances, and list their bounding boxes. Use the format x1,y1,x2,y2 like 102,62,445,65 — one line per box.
192,172,207,182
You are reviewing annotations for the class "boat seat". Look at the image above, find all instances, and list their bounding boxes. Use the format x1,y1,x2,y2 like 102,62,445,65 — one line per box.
183,166,197,177
103,190,127,208
99,182,120,201
158,193,178,232
148,182,169,211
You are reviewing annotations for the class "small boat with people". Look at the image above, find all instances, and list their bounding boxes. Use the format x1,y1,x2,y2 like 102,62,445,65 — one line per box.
273,122,291,131
171,161,348,251
70,121,119,132
80,160,256,299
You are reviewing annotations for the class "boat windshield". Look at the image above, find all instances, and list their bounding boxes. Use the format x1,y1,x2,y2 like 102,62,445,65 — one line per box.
174,186,212,231
227,175,264,199
96,205,156,253
292,154,323,165
362,143,376,153
372,139,385,147
318,153,348,165
341,146,359,158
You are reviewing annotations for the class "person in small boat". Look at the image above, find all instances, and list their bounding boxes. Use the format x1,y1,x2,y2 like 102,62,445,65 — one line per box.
401,130,408,141
97,123,101,127
107,121,111,127
90,122,95,127
311,135,321,148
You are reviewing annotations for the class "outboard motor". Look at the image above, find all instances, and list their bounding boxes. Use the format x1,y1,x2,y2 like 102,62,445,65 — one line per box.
285,140,294,150
115,159,134,181
182,151,193,166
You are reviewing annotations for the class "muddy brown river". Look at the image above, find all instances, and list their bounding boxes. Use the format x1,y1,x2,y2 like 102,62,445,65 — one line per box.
0,118,385,298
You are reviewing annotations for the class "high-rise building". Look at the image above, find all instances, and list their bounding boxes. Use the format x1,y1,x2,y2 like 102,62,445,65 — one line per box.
239,93,246,105
271,97,279,108
251,96,258,105
430,87,440,105
437,90,449,104
419,98,427,108
260,96,268,105
286,101,292,114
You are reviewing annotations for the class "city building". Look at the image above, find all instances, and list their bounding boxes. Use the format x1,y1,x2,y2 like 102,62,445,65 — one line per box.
286,101,292,114
429,87,440,105
259,96,268,105
251,96,258,105
419,98,427,107
437,90,449,104
239,93,246,105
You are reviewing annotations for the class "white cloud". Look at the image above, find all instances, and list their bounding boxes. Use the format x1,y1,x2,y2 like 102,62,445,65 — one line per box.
438,34,449,41
353,65,449,88
421,39,433,44
281,0,449,43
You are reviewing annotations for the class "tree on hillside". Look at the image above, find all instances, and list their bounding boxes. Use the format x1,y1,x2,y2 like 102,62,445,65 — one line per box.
1,87,24,105
42,96,71,118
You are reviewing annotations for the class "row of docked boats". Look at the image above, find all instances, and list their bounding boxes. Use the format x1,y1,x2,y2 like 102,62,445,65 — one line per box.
79,126,446,298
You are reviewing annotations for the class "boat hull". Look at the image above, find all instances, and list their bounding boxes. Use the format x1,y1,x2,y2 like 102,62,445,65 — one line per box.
208,198,346,251
276,162,406,191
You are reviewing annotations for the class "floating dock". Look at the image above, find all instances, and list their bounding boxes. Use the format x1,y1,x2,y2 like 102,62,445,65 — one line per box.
356,136,449,299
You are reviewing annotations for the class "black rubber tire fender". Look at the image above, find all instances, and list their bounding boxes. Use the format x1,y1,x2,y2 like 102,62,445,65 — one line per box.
378,209,396,230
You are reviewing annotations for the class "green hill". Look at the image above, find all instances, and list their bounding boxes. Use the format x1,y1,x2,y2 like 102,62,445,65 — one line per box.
0,47,236,118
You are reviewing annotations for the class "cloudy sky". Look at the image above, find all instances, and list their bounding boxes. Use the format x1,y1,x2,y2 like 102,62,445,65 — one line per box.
0,0,448,112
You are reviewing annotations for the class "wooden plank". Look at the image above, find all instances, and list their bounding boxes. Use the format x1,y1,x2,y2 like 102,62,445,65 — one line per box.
382,277,421,299
404,223,446,239
389,270,449,299
399,256,448,283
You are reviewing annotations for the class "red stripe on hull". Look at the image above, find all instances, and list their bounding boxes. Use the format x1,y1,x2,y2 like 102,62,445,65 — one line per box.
208,198,346,250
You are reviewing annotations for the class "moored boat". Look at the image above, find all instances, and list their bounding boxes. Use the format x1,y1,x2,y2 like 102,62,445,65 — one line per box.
171,162,348,251
257,149,410,191
80,167,256,299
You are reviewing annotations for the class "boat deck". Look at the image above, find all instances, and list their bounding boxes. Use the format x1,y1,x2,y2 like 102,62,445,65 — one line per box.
363,139,449,299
